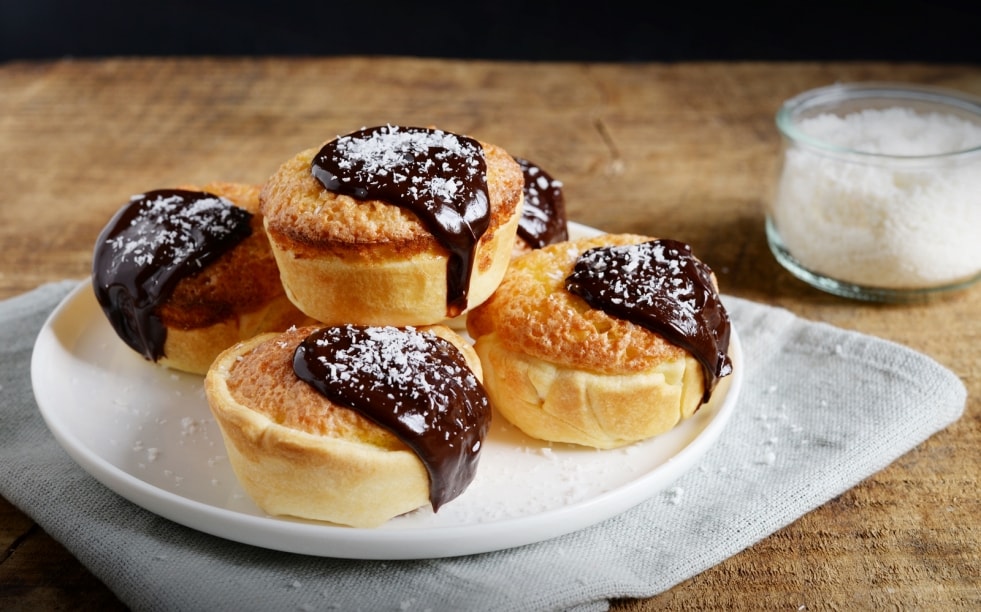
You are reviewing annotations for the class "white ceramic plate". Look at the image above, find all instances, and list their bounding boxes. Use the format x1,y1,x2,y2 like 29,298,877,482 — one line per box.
31,222,743,559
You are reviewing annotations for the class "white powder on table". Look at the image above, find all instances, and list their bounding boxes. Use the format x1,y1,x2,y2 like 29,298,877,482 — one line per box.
771,106,981,289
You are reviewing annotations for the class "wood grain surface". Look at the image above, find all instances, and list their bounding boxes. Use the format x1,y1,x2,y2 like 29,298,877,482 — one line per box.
1,57,978,611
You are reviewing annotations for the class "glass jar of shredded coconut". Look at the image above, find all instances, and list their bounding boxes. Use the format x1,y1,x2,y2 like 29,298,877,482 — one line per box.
767,82,981,301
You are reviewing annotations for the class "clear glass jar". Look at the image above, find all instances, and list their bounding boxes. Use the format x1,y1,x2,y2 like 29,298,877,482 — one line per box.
767,82,981,301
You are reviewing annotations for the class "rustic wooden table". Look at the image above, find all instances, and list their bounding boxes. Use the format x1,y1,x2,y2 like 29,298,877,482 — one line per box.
1,57,978,610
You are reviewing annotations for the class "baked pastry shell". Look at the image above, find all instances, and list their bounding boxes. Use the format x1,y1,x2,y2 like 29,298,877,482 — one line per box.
473,334,705,449
260,141,524,326
130,182,311,375
467,233,719,449
204,324,484,528
265,210,520,326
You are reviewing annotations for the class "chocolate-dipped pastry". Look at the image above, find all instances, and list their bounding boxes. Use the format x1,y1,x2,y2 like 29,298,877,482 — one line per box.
93,183,310,375
260,125,524,326
205,323,490,527
468,233,733,449
293,324,490,511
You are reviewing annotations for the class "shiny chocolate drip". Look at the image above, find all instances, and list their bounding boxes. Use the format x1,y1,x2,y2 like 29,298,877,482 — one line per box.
293,325,491,511
514,157,568,248
310,125,489,318
565,239,732,402
92,189,252,362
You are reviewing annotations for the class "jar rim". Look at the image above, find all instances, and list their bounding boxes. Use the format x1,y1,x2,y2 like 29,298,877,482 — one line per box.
776,82,981,160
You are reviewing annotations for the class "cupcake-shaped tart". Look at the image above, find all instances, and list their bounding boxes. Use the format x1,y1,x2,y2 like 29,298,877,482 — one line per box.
260,125,524,326
467,233,733,449
92,182,310,375
205,323,491,527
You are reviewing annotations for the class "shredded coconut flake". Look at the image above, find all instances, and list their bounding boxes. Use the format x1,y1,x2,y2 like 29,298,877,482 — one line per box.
773,106,981,287
107,192,241,268
330,125,481,192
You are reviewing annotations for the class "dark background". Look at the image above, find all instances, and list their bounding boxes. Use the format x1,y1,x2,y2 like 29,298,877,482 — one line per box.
2,0,980,63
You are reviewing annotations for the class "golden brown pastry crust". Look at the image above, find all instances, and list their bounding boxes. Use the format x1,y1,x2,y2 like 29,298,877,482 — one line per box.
155,182,312,375
466,233,707,449
204,323,484,528
259,136,524,326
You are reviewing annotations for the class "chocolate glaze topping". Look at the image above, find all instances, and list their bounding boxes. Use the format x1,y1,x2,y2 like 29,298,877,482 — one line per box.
311,125,490,317
515,157,568,249
565,239,733,403
293,325,491,512
92,189,252,362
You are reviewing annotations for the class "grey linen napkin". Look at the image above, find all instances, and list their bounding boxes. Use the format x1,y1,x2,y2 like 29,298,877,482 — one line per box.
1,281,966,612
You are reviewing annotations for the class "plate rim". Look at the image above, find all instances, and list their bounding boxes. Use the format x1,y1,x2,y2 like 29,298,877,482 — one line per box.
31,226,744,559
